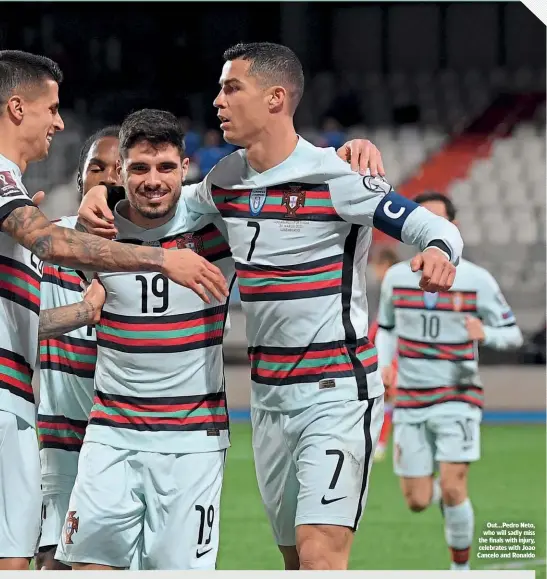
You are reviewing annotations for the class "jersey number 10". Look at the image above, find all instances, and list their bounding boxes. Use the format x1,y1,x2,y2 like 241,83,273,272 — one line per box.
420,313,441,339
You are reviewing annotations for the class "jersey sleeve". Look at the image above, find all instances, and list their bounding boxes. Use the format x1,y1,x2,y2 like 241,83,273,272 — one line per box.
476,270,524,350
181,178,220,217
328,166,463,264
0,169,35,226
477,271,516,327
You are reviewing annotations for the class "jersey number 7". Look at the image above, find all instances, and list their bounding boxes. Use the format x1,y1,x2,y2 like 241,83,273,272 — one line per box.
247,221,261,261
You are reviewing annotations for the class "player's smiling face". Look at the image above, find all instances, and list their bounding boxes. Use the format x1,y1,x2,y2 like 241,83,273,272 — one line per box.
214,59,273,147
16,79,64,162
82,136,121,194
121,140,189,226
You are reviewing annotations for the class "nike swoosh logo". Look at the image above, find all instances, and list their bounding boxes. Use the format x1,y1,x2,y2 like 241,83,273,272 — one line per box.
223,195,243,203
321,495,347,505
196,548,213,559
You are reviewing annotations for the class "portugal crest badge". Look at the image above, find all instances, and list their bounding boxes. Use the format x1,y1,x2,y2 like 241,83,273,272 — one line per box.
249,187,267,216
281,185,306,219
176,233,204,254
451,291,464,312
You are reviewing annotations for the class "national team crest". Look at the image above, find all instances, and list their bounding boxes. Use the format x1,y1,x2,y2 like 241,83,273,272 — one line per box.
64,511,79,545
423,291,439,310
249,187,267,216
282,185,306,219
176,233,203,254
451,292,464,312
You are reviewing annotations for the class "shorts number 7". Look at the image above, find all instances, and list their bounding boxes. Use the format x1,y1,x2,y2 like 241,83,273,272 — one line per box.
326,449,345,490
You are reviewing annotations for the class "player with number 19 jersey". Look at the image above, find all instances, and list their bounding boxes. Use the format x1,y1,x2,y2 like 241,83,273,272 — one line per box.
56,198,235,570
183,136,464,546
0,154,44,558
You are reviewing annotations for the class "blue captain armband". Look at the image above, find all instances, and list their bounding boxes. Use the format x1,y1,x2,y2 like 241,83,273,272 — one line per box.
372,191,419,241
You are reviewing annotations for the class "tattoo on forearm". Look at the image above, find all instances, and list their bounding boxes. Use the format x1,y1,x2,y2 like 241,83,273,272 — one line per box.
75,221,88,233
39,301,95,340
1,205,164,273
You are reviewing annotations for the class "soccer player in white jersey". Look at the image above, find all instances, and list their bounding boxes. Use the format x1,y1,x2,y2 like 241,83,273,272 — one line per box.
55,109,236,570
56,113,388,570
375,192,523,570
34,126,121,571
0,50,227,571
79,42,463,570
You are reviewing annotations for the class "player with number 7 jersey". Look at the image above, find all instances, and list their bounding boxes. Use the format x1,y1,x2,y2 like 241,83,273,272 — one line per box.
182,134,464,553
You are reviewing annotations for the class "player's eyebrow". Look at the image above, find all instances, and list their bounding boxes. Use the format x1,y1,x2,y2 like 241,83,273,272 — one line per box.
219,78,243,88
87,157,105,167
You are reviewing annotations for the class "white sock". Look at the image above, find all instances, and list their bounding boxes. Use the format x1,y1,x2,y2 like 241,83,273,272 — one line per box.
444,498,474,570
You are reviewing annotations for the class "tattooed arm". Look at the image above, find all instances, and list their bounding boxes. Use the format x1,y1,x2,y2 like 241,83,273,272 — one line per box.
39,278,105,340
39,302,94,340
2,205,163,272
1,205,228,303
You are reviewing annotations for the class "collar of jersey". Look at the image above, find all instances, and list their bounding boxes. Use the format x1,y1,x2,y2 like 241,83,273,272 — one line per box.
0,153,22,177
242,135,313,185
113,198,189,242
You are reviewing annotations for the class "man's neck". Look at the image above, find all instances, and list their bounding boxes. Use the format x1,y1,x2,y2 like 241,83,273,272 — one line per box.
120,201,177,230
0,129,28,173
245,121,298,174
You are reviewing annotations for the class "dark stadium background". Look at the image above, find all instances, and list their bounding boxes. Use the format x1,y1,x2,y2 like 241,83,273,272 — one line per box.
3,1,545,571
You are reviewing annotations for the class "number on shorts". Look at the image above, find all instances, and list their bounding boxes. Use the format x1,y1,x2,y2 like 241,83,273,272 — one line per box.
325,449,345,490
195,504,215,545
456,419,474,442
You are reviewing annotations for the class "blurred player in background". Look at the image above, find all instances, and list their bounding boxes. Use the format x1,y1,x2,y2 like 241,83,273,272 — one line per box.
80,42,464,571
34,126,120,570
368,247,400,462
375,191,523,571
0,50,227,571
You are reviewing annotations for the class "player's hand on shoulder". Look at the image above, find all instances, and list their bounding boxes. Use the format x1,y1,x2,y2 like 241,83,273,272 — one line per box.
78,184,118,239
336,139,385,177
82,278,106,324
162,248,229,304
410,247,456,292
465,315,485,343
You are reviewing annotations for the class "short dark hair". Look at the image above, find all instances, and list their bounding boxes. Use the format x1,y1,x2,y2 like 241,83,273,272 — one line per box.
0,50,63,109
414,191,457,222
119,109,185,158
375,247,399,267
223,42,304,113
77,125,120,180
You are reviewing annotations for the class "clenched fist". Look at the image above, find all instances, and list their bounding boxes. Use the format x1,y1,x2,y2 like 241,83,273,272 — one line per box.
410,247,456,292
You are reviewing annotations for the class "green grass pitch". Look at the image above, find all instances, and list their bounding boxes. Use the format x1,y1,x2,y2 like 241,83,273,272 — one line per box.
217,423,546,574
29,423,545,573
